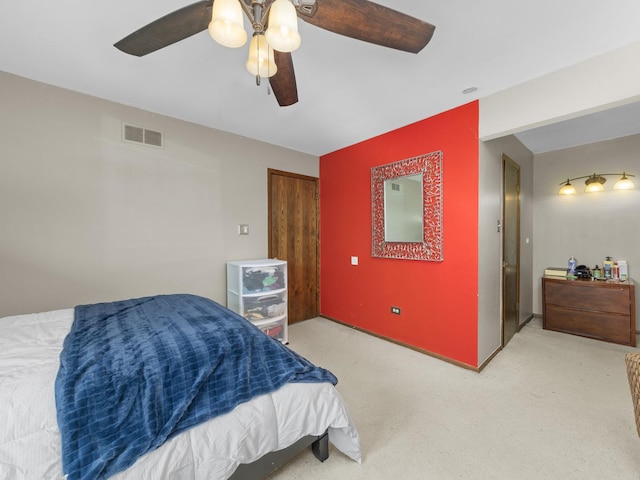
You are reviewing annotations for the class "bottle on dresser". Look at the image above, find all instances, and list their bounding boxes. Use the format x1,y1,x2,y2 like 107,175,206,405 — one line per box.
603,256,613,280
619,260,629,281
593,265,602,279
568,256,577,277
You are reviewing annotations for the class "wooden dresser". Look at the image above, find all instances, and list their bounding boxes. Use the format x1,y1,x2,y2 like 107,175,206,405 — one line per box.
542,276,636,347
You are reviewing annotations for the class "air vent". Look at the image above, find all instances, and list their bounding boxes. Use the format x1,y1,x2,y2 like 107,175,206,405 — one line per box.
123,124,163,148
391,183,401,191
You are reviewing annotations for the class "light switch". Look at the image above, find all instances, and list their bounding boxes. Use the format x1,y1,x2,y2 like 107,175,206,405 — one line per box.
238,224,249,235
351,256,358,265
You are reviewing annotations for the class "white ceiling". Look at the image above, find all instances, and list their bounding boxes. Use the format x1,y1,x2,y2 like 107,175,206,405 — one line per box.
513,101,640,154
1,0,640,156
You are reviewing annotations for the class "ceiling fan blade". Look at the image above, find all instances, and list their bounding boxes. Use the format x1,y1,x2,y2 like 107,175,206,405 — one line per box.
114,1,212,57
270,51,299,107
298,0,435,53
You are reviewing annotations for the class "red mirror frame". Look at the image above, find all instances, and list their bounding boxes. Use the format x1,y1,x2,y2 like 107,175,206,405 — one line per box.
371,151,443,261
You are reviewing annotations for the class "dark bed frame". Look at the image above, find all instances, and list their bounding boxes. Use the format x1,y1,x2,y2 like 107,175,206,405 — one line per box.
229,430,329,479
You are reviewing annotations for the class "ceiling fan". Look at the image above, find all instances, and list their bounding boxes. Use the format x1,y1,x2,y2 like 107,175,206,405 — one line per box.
114,0,435,107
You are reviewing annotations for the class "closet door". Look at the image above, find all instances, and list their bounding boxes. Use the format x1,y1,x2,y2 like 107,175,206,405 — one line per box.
502,154,520,346
268,169,319,324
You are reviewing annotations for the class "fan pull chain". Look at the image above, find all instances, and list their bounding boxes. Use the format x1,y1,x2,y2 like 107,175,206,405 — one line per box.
266,45,271,96
264,36,272,97
251,34,271,96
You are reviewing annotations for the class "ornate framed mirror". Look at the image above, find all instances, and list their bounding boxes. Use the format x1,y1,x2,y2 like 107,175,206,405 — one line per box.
371,151,443,261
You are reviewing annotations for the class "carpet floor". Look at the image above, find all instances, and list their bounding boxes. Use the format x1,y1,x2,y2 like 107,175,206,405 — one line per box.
267,317,640,480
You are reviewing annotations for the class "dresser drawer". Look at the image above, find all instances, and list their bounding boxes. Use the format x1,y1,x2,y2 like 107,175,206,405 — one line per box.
544,304,634,346
542,276,636,347
544,280,631,315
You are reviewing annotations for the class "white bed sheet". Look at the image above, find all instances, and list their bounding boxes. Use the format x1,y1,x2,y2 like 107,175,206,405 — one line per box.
0,308,361,480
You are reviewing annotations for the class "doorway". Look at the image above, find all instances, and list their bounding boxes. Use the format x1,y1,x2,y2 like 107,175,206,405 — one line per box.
267,169,319,324
502,154,520,346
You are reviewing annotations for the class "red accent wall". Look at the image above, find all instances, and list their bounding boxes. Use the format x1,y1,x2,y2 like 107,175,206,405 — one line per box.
319,102,479,367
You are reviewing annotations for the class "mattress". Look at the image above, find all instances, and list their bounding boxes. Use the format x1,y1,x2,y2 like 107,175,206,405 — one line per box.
0,307,361,479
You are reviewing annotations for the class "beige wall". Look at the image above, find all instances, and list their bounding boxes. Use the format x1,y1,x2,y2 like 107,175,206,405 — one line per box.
0,71,318,317
532,133,640,315
478,135,534,366
478,41,640,355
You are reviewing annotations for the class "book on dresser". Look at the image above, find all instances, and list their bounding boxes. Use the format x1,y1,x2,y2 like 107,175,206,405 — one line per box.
544,267,567,277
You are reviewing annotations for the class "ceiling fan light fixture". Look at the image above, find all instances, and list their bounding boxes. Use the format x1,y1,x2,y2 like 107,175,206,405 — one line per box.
114,0,436,107
246,34,277,78
614,172,635,190
209,0,247,48
266,0,301,52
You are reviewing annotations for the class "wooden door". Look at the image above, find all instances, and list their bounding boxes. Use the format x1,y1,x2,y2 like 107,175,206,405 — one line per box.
502,154,520,346
268,169,319,324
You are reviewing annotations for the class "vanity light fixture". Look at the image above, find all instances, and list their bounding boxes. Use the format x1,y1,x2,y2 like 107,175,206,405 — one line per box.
558,172,635,195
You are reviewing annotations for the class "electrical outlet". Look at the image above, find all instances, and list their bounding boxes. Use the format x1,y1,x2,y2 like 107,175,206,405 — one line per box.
391,306,401,315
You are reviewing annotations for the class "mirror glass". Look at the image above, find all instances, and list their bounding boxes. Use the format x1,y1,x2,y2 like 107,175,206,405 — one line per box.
371,151,443,261
384,174,423,242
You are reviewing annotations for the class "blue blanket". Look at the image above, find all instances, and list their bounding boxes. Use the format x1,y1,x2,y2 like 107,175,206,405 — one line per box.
55,294,337,480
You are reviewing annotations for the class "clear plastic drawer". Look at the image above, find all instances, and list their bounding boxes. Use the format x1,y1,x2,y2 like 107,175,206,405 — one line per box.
256,317,287,343
243,293,286,320
241,264,286,294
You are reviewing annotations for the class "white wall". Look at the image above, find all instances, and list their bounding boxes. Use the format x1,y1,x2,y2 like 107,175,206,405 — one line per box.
479,41,640,141
0,71,319,317
478,135,534,366
532,134,640,315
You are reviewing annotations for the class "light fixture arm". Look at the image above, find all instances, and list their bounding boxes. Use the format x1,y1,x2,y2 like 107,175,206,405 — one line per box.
237,1,272,33
238,1,316,33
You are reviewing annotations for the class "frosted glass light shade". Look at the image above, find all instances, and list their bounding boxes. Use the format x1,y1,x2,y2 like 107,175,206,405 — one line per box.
209,0,247,48
584,179,605,193
614,173,635,190
246,34,277,78
558,181,576,195
265,0,301,52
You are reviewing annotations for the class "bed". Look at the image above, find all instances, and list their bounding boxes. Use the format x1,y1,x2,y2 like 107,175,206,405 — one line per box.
0,294,361,480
